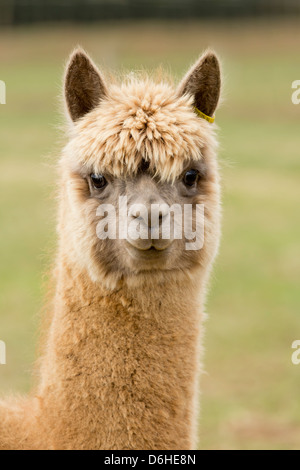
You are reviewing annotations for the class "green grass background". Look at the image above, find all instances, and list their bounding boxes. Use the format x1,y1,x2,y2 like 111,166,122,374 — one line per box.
0,20,299,449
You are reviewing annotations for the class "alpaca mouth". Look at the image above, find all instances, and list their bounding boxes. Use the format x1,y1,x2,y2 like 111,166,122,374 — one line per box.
125,242,171,262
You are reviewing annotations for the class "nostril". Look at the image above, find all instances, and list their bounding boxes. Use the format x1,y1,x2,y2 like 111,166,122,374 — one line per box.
132,214,148,228
158,212,168,225
150,204,170,228
159,208,169,222
128,204,150,227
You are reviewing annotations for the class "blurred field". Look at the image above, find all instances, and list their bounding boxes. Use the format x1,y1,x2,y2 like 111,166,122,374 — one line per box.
0,20,299,450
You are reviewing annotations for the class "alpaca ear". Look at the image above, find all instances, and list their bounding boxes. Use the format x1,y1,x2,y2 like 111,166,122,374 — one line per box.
64,48,107,122
178,50,221,118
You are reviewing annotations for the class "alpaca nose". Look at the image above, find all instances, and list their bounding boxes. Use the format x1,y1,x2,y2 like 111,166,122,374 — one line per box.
145,203,168,229
126,194,174,252
129,199,169,230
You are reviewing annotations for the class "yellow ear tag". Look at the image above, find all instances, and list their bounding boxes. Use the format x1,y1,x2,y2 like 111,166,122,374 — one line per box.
194,107,215,124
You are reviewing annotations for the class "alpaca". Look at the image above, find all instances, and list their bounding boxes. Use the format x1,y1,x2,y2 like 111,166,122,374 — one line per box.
0,48,221,450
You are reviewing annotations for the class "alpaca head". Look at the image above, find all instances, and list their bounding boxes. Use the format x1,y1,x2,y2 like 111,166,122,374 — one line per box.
60,48,221,285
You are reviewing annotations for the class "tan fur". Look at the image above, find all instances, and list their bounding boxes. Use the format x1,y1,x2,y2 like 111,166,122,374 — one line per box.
0,48,222,450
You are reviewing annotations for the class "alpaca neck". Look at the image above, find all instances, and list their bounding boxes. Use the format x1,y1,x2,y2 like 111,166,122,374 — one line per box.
39,254,205,450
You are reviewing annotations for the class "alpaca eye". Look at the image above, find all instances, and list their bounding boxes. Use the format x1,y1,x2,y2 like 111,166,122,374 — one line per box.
91,174,107,190
183,169,199,187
